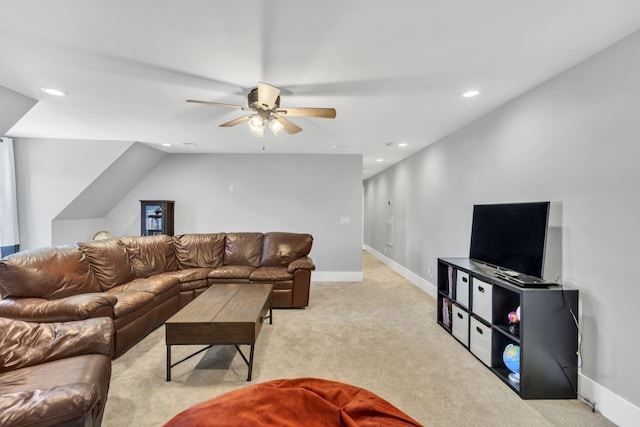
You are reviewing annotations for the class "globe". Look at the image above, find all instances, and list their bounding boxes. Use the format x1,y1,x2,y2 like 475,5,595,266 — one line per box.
502,343,520,383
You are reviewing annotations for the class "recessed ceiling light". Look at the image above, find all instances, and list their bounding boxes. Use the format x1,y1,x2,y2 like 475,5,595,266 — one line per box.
40,87,68,96
384,142,408,148
161,143,172,147
376,158,384,162
462,90,479,98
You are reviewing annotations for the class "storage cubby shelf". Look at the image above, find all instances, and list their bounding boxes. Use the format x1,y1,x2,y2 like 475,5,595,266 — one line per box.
437,257,579,399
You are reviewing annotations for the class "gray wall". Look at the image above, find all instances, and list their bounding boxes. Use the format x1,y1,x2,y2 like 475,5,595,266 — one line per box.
13,142,363,277
364,30,640,413
104,153,363,276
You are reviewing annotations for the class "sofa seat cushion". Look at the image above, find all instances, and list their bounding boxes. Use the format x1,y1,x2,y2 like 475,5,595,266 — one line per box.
103,289,154,318
249,266,293,282
111,275,180,295
110,275,180,306
208,265,255,280
0,354,111,426
0,294,116,322
164,268,211,282
119,235,177,278
163,268,211,291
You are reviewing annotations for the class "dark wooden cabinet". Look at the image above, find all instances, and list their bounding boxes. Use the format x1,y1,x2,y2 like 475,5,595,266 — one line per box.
140,200,174,236
437,257,579,399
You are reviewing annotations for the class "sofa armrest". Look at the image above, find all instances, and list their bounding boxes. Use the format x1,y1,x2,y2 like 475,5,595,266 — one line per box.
0,293,116,322
287,256,316,273
0,316,114,372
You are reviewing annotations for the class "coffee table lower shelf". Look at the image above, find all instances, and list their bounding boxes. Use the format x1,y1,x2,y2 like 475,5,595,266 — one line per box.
166,341,263,381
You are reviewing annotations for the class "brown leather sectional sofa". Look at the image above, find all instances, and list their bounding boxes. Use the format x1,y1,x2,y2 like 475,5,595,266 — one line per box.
0,316,113,427
0,232,315,358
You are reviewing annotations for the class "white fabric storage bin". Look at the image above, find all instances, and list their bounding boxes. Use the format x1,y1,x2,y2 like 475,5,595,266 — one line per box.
470,316,492,367
472,278,493,322
451,304,469,347
455,271,470,308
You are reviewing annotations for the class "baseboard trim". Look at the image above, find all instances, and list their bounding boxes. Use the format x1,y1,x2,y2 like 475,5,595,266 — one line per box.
312,271,364,282
578,373,640,427
362,245,638,427
362,245,437,298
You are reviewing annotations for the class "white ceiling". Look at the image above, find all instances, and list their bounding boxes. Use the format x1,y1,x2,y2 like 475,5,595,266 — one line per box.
2,1,640,179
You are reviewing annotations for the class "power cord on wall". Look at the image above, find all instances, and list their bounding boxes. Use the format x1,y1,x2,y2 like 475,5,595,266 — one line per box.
558,281,597,413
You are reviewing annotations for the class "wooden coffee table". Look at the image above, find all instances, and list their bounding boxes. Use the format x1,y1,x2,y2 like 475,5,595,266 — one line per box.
165,283,273,381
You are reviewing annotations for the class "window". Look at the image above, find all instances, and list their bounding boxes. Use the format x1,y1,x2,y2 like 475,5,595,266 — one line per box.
0,137,20,257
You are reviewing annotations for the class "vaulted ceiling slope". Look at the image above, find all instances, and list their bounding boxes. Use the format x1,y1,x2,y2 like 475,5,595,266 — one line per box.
55,142,168,220
0,85,36,135
2,1,640,178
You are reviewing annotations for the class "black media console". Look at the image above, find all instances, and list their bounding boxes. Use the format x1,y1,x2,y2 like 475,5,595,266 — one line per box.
437,257,579,399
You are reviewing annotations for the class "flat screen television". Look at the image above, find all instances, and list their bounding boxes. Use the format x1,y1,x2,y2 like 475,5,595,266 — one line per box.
469,201,550,279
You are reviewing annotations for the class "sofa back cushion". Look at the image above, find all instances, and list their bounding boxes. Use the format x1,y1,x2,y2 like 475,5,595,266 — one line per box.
119,235,177,278
260,232,314,267
173,233,225,269
224,233,264,267
78,239,136,290
0,246,101,299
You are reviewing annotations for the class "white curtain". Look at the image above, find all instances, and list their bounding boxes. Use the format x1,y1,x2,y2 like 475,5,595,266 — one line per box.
0,137,20,257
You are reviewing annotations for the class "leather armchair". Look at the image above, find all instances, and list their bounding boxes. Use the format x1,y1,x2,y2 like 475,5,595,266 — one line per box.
0,316,114,426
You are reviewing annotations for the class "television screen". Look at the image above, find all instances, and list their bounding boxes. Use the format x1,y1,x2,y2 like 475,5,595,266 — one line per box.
469,202,550,279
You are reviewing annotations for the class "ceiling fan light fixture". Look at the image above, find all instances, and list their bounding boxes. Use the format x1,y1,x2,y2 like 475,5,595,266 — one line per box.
269,117,285,135
187,82,336,136
248,114,265,137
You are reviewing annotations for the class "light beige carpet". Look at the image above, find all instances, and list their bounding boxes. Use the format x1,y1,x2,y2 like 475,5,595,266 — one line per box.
103,251,614,426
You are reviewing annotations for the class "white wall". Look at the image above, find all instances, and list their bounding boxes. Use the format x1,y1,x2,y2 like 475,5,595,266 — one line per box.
13,138,132,248
364,30,640,425
52,218,107,244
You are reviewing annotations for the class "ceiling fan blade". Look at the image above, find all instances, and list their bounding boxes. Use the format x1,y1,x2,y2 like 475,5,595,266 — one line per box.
273,115,302,134
257,82,281,110
186,99,249,110
275,107,336,119
219,115,252,127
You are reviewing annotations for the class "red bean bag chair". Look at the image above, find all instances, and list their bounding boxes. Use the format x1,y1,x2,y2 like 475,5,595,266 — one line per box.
163,377,422,427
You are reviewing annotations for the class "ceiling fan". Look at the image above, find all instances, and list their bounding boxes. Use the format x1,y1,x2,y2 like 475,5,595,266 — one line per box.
186,82,336,136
